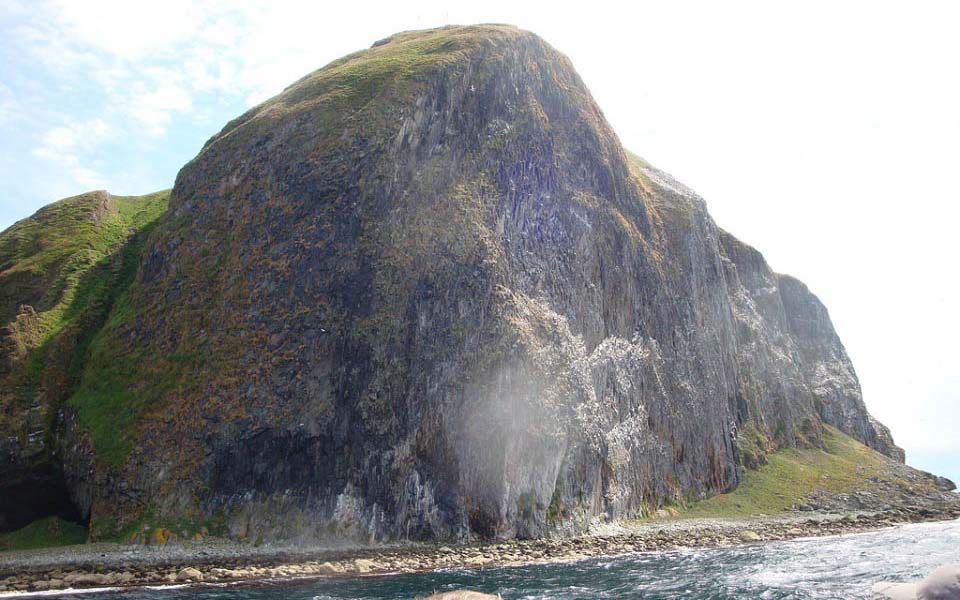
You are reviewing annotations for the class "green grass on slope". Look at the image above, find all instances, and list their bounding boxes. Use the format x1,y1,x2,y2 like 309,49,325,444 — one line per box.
65,204,178,467
0,190,169,337
33,191,169,343
0,517,87,551
669,427,888,519
66,278,199,466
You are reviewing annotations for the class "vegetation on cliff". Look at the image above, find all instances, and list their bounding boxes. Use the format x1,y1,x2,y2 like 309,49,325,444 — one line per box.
0,190,168,533
0,25,939,547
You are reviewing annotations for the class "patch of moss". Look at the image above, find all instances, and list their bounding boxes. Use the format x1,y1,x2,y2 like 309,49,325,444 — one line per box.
517,491,545,523
736,419,773,469
546,485,564,523
88,515,120,541
0,516,87,551
1,191,168,379
90,505,228,543
2,187,227,468
796,415,824,448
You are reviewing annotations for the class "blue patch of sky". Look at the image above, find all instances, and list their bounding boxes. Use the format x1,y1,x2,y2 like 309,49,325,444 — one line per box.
0,6,250,228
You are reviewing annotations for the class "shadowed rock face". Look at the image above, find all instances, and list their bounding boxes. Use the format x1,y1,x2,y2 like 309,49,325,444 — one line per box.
1,25,904,541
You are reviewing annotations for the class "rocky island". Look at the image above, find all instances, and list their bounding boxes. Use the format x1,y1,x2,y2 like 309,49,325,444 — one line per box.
0,24,956,594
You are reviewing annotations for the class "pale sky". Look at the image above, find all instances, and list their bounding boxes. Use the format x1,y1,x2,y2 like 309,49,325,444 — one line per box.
1,0,957,485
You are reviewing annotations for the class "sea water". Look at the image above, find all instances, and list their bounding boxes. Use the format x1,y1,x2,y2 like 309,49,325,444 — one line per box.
35,519,960,599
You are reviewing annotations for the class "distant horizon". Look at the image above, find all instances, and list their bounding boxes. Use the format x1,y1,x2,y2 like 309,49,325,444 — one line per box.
1,1,957,486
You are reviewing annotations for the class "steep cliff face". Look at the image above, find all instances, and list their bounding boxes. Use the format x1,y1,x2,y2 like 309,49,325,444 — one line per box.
1,25,908,542
717,230,902,463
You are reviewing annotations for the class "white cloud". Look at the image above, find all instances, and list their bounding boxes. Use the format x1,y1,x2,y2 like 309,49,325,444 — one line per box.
31,118,112,190
0,0,26,13
44,0,213,61
32,117,110,154
0,82,15,124
127,78,193,136
12,1,245,138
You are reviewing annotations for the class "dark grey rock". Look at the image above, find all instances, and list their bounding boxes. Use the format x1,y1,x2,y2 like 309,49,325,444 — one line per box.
0,25,932,543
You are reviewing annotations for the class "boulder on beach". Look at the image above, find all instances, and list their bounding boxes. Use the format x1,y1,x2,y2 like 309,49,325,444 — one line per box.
872,563,960,599
739,530,762,542
417,592,502,600
175,567,203,582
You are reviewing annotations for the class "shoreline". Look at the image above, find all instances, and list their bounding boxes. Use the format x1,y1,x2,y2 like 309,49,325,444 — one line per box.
2,505,959,595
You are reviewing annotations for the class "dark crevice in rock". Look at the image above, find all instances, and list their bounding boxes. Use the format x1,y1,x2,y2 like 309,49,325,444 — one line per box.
0,463,85,533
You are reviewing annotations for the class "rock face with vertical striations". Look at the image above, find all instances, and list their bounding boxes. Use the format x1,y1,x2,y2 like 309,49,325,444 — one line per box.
0,25,927,543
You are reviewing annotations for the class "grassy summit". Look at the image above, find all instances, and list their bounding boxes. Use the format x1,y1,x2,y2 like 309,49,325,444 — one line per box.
0,190,168,328
202,25,528,161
